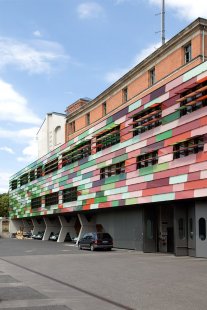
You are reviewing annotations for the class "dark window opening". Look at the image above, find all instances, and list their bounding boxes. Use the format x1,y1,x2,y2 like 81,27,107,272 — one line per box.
44,158,58,175
102,102,107,116
173,136,204,159
149,67,155,86
30,170,35,182
132,104,162,137
178,81,207,117
62,140,91,167
20,173,29,186
184,42,192,64
96,126,120,152
31,197,42,209
137,151,158,169
199,217,206,241
70,121,75,134
122,87,128,103
63,187,78,203
45,192,59,207
11,180,18,190
37,166,43,179
100,161,125,179
86,113,90,126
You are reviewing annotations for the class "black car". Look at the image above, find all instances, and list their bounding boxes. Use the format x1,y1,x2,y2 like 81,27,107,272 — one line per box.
78,232,113,251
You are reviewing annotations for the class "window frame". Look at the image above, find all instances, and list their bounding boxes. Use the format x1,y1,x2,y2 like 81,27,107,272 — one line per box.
45,192,59,207
62,140,91,167
173,136,204,160
96,126,120,152
86,112,90,126
31,196,42,209
62,187,78,203
149,67,156,86
137,150,158,169
184,42,192,64
100,161,125,179
122,87,128,103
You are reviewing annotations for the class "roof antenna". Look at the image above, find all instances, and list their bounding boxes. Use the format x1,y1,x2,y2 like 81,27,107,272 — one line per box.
161,0,165,45
155,0,166,45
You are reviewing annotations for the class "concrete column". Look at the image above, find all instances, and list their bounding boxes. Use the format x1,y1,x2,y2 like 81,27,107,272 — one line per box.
78,214,96,243
43,217,60,241
9,219,23,234
58,216,77,242
31,218,45,235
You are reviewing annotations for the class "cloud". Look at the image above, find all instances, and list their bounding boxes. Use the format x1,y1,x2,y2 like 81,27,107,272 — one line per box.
0,79,41,125
77,2,104,19
33,30,42,37
0,127,39,140
105,42,161,83
0,37,69,74
0,172,11,193
0,146,14,154
148,0,207,20
17,139,38,163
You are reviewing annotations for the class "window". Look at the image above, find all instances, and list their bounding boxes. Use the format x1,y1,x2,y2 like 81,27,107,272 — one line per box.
37,166,43,179
102,102,107,116
45,192,59,207
70,121,75,134
44,158,58,175
184,42,192,64
62,140,91,167
11,180,18,190
178,81,207,117
178,218,185,239
96,126,120,152
199,218,206,240
31,197,42,209
173,136,204,159
29,170,35,182
189,218,193,239
100,161,125,179
86,113,90,126
63,187,77,203
132,104,162,137
137,151,158,169
54,126,61,145
20,173,29,186
122,87,128,103
149,67,155,86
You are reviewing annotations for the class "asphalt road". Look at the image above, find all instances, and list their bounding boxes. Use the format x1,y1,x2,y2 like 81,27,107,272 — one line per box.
0,238,207,310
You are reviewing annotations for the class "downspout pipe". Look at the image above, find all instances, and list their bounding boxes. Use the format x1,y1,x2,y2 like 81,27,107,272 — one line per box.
202,26,205,62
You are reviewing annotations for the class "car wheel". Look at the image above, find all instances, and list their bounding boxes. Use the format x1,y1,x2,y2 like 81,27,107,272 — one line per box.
90,244,95,251
78,243,82,250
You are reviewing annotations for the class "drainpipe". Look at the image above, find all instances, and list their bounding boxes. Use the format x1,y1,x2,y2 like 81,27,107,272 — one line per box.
202,26,205,62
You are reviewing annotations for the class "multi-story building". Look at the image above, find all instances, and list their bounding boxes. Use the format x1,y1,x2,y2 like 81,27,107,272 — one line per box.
9,18,207,258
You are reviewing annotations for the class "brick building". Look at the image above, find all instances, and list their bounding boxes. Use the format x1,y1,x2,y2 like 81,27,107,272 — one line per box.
9,18,207,257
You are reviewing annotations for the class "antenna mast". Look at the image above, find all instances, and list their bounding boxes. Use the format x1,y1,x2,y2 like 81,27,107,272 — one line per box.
161,0,165,45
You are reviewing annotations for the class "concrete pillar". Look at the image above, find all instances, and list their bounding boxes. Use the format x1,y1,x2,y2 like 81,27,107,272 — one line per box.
58,216,77,242
78,214,96,243
31,218,46,235
43,217,60,241
9,219,23,234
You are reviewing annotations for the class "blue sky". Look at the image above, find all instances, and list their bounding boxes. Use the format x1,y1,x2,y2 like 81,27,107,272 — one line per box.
0,0,206,193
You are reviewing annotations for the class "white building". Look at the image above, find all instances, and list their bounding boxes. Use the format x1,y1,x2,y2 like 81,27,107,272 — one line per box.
37,112,66,158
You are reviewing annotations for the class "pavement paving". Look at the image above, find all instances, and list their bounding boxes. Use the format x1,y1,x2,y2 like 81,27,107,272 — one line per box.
0,238,207,310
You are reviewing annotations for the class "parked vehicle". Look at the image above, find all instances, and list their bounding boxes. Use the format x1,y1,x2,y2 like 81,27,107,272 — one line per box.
49,232,59,241
32,231,44,240
23,231,32,238
71,236,78,243
78,232,113,251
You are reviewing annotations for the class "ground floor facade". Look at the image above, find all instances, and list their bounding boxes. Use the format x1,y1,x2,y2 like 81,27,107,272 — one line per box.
10,198,207,258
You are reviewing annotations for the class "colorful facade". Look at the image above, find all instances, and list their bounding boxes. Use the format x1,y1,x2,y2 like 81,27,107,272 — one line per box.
10,18,207,257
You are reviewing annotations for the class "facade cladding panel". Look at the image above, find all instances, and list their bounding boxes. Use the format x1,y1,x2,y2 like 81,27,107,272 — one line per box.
9,18,207,257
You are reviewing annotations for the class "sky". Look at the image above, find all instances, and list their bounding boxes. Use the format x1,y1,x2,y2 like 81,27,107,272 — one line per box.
0,0,207,193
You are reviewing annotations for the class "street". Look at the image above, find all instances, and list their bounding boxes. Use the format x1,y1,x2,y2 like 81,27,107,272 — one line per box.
0,238,207,310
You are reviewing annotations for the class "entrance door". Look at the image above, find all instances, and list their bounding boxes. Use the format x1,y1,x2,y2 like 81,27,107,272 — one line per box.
174,205,188,256
143,207,157,253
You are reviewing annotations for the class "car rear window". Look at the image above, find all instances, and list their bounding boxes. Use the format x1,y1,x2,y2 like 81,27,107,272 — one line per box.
97,233,112,239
